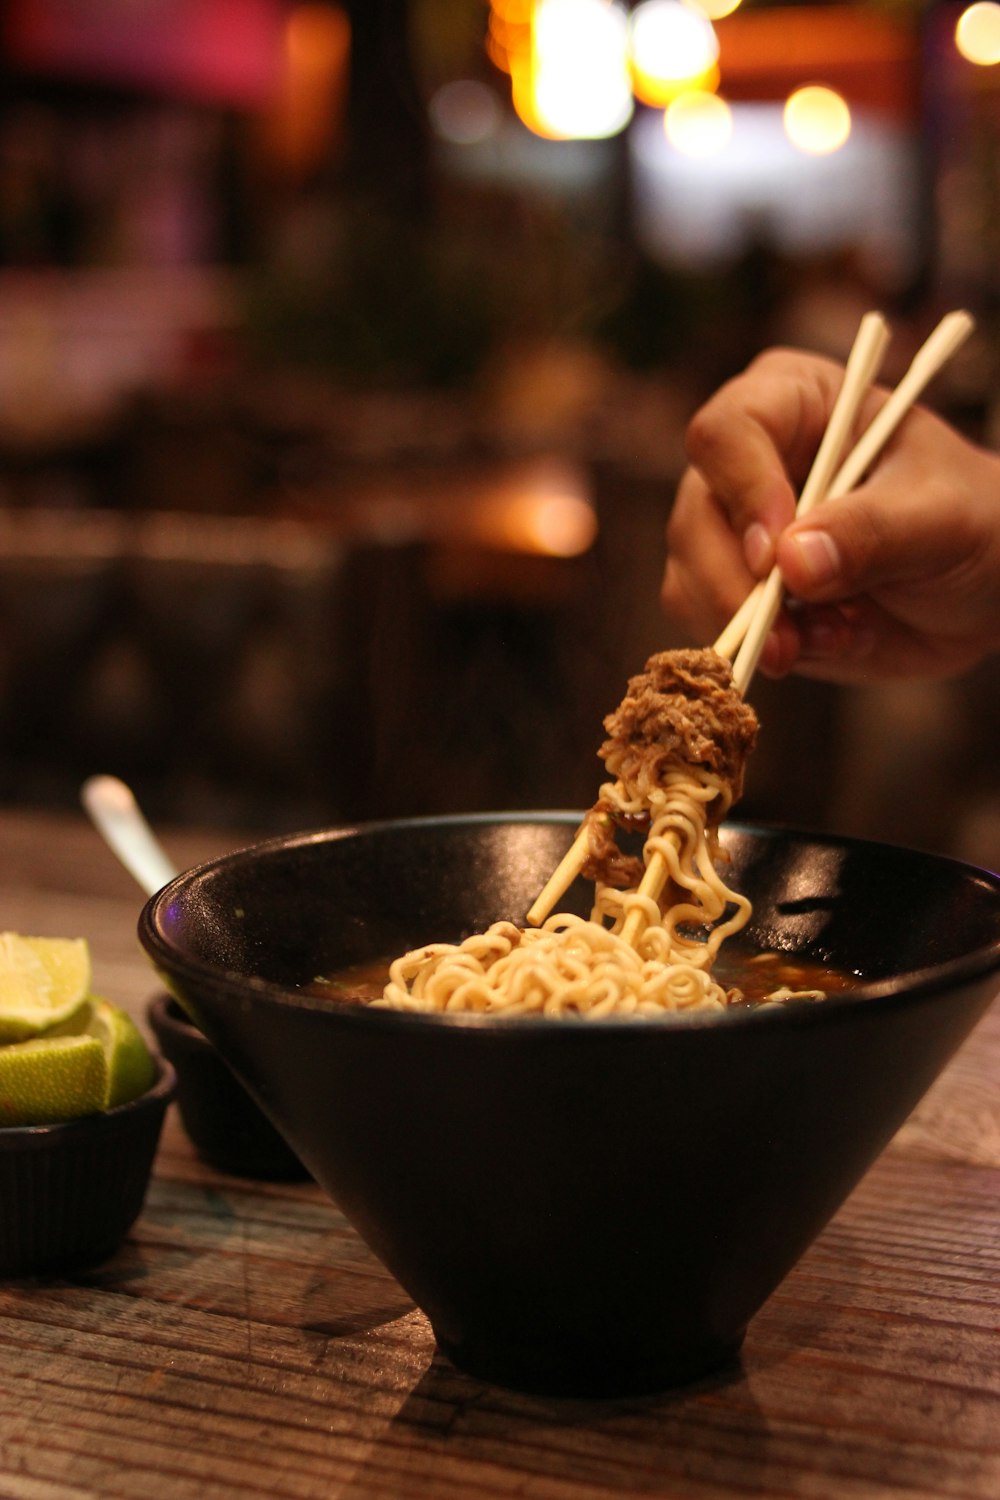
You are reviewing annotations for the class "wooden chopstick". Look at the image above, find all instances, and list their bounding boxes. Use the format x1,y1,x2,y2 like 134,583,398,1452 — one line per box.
617,837,675,947
525,820,591,927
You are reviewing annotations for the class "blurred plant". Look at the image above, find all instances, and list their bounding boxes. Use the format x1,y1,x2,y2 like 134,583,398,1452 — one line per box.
242,194,757,393
243,207,505,388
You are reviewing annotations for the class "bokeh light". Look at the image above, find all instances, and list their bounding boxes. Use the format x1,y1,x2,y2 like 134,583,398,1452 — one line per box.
628,0,720,106
664,89,733,156
514,0,633,140
783,85,851,156
685,0,743,19
276,4,350,174
955,2,1000,65
527,493,598,556
487,0,533,75
429,80,502,144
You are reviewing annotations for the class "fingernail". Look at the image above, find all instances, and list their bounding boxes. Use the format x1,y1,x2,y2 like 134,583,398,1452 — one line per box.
744,522,774,576
787,529,841,586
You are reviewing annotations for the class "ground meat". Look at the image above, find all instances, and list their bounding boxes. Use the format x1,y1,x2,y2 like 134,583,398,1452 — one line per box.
581,806,644,889
581,648,758,889
601,648,757,800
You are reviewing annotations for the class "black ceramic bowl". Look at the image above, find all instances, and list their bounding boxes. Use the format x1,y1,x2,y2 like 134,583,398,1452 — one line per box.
147,993,309,1180
0,1057,175,1276
138,814,1000,1397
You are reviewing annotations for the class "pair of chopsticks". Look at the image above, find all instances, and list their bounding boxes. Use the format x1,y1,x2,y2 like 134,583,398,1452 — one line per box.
717,307,975,689
526,308,975,935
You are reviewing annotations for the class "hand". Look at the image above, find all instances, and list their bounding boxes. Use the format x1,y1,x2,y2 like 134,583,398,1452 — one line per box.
660,348,1000,682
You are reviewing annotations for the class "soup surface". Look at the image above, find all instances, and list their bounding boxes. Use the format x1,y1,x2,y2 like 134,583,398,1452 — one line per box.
305,948,859,1009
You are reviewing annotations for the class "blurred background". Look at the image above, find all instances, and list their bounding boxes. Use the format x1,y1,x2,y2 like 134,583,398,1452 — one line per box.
0,0,998,862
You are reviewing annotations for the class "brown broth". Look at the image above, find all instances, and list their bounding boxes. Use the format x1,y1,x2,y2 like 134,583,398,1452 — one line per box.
307,959,388,1005
712,948,858,1006
305,949,859,1009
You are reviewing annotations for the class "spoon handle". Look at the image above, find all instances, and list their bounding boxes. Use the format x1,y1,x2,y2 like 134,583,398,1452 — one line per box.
80,775,178,897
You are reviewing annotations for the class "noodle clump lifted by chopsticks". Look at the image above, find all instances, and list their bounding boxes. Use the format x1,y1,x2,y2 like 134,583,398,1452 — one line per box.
376,649,759,1018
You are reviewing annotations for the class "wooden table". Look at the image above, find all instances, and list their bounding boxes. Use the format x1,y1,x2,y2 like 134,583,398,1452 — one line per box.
0,807,998,1500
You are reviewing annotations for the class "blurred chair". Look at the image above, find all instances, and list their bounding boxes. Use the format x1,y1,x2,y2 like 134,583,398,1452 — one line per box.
0,508,126,801
117,512,346,825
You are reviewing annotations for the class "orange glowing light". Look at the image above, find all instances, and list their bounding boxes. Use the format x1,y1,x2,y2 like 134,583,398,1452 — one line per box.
628,0,720,107
454,461,598,556
491,0,535,21
483,488,597,556
274,4,350,175
488,9,532,75
488,0,535,75
527,493,598,556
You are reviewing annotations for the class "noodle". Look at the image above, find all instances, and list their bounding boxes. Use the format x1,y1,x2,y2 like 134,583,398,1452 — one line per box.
376,649,763,1019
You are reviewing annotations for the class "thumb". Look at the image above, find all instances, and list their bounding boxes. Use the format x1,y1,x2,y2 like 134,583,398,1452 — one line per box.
775,401,1000,605
775,489,954,602
775,519,850,599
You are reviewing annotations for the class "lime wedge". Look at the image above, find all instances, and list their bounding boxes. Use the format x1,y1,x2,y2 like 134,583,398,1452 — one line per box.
0,1033,107,1127
0,934,91,1042
84,998,156,1109
0,932,156,1125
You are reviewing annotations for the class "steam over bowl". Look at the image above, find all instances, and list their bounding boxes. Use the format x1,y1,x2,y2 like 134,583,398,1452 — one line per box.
138,814,1000,1397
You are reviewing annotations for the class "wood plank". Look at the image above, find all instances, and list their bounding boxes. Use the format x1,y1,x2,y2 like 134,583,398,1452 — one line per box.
1,1148,997,1500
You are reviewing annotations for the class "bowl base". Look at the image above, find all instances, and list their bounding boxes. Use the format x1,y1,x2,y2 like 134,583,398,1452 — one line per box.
434,1328,746,1399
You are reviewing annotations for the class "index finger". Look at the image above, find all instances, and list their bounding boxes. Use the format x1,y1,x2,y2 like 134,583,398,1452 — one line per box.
683,349,868,572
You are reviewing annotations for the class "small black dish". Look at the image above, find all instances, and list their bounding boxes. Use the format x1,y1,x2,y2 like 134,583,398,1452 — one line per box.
138,814,1000,1397
147,992,309,1180
0,1057,175,1276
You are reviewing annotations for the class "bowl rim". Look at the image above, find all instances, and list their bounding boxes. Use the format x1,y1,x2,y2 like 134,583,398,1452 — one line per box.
147,989,209,1043
137,811,1000,1034
0,1054,177,1142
